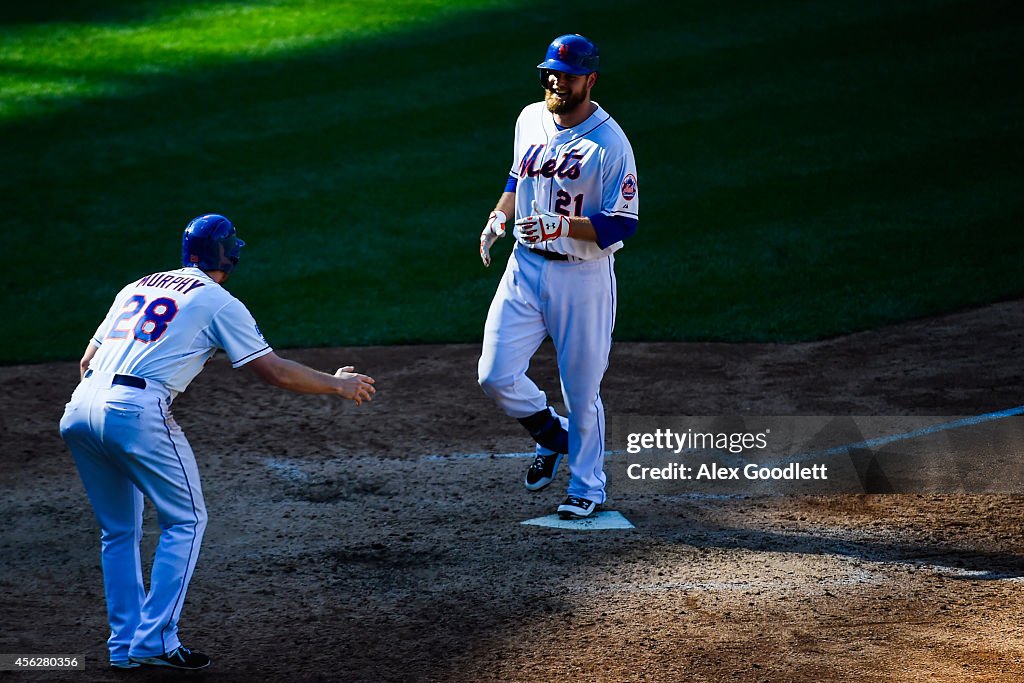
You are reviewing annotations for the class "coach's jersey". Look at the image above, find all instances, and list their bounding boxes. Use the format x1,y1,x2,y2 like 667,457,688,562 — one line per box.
509,101,638,260
87,267,272,397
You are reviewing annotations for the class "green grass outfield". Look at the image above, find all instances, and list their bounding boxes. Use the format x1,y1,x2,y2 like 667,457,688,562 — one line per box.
1,0,1021,363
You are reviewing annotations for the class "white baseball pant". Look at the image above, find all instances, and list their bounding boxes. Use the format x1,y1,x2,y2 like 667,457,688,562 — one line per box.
60,371,206,662
478,244,616,503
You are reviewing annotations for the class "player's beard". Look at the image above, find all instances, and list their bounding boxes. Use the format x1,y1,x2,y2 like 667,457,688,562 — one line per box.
545,86,586,115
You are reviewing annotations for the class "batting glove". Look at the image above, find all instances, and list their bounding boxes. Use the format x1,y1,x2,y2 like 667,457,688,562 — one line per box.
514,200,570,244
479,209,507,267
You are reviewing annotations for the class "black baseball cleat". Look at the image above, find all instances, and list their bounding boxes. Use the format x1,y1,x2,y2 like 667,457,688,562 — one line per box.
524,447,563,491
130,646,211,670
557,495,598,519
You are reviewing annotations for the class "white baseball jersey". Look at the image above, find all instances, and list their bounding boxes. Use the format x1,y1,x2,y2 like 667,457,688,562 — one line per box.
509,101,638,260
87,266,272,397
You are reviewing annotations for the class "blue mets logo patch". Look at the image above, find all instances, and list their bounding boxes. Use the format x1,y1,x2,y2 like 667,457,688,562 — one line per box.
620,174,637,201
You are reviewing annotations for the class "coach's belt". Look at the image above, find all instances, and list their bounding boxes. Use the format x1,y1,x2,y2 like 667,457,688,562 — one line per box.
528,247,569,261
84,369,147,389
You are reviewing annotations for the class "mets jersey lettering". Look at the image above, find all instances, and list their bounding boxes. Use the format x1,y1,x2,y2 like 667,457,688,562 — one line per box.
519,145,584,180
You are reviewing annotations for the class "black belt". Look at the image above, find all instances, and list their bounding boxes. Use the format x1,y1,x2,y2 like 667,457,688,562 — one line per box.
528,247,569,261
84,369,147,389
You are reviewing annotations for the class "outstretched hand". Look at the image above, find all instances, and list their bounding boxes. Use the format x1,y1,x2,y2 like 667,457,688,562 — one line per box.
334,366,376,405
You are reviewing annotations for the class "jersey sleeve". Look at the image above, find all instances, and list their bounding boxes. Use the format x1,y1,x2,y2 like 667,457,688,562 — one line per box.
209,298,273,368
600,141,639,222
508,107,527,180
589,213,638,249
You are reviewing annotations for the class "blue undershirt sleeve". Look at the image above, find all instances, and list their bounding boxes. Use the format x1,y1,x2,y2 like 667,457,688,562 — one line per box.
504,175,518,193
589,213,638,250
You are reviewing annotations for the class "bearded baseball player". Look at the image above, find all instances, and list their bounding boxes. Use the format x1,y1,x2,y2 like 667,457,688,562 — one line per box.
478,34,639,519
60,215,376,671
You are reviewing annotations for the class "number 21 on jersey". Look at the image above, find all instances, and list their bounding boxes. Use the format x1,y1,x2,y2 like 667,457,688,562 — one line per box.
108,295,179,343
555,190,584,217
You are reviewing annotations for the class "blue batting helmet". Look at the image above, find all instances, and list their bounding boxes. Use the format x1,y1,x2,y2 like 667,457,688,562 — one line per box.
537,34,600,76
181,214,245,274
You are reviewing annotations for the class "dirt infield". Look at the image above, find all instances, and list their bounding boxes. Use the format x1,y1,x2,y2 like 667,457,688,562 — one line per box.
2,300,1023,682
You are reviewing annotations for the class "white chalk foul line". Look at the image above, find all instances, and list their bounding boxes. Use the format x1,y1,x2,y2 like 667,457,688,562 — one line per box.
427,406,1024,465
269,406,1024,482
424,452,533,461
263,457,310,482
265,452,541,484
778,406,1024,464
424,449,626,462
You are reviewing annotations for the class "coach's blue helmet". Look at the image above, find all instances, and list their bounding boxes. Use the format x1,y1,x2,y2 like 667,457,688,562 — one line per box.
537,34,600,77
182,214,245,274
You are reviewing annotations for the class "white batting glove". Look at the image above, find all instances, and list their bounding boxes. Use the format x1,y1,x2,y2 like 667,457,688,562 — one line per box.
479,209,507,267
514,200,570,244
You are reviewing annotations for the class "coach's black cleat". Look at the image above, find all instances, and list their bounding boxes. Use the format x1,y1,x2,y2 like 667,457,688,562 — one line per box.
525,448,563,491
131,645,211,670
557,495,598,519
